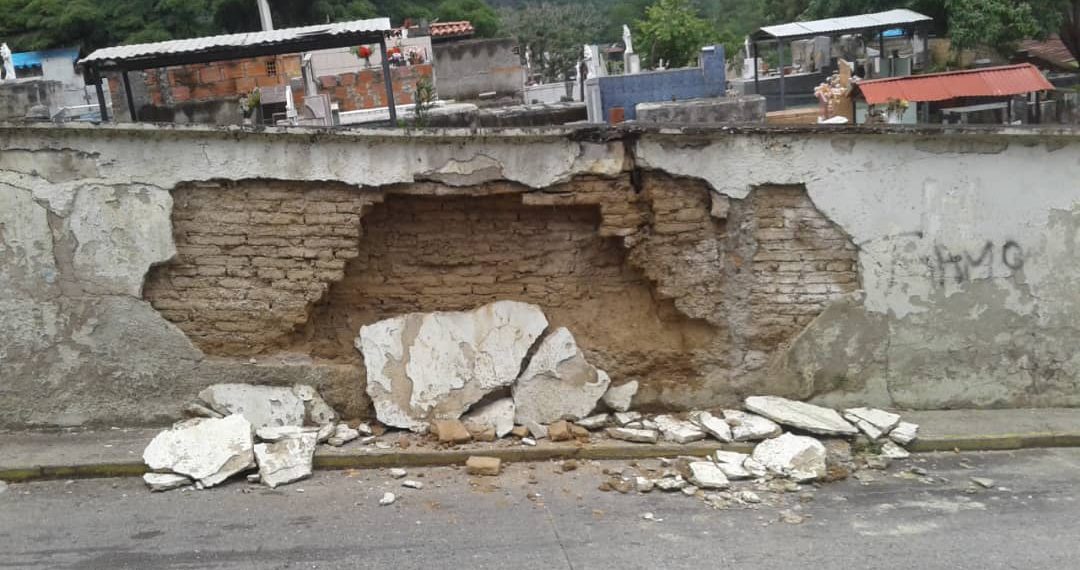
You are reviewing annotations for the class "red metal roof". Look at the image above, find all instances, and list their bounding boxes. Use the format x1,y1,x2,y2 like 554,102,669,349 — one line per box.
429,21,475,38
855,64,1055,105
1016,35,1078,71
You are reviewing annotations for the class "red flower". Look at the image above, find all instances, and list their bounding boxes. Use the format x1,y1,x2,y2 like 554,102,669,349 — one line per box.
357,46,372,59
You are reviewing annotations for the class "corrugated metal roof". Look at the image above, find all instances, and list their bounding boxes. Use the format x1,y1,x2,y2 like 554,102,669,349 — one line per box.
755,9,932,40
429,21,475,38
80,18,391,65
1016,35,1078,71
855,64,1055,105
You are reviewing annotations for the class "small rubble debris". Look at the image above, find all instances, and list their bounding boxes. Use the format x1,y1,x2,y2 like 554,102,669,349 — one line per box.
316,422,335,444
462,398,516,439
636,477,655,493
601,381,639,412
654,415,706,444
560,460,579,473
655,476,687,492
353,422,373,436
512,327,611,425
548,420,574,442
510,426,530,438
379,492,397,506
744,396,858,436
465,456,502,476
970,477,995,489
843,408,901,440
577,414,610,430
606,427,659,444
293,384,339,426
183,402,223,419
469,426,497,442
879,441,911,459
521,437,537,446
752,433,828,482
525,421,549,440
681,485,699,496
889,422,920,445
389,468,408,479
713,451,753,480
687,462,730,489
723,410,782,442
143,473,192,492
253,431,318,489
246,473,261,483
737,491,762,504
256,426,319,443
689,411,733,442
863,456,890,470
613,411,642,426
327,424,361,447
143,415,256,488
779,510,805,525
402,480,424,489
430,419,472,444
641,512,662,522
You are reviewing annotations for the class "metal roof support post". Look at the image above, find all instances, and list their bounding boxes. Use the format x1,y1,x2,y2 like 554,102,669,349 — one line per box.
87,66,109,122
753,42,759,95
379,35,397,126
878,33,886,78
1034,91,1042,124
121,71,138,122
778,40,786,111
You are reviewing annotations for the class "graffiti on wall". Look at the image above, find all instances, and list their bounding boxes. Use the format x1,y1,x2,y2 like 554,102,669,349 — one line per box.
932,240,1024,286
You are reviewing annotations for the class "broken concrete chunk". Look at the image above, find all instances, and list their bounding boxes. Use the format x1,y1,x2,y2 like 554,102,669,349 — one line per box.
143,473,192,492
389,468,408,479
689,411,733,442
970,477,995,489
461,398,515,439
687,461,730,489
513,327,611,425
327,424,361,447
714,450,749,465
379,492,396,506
655,476,687,492
253,432,318,489
601,381,638,412
548,420,574,442
879,441,910,459
358,301,548,432
654,415,706,444
843,407,901,440
316,422,335,443
469,426,497,442
723,409,782,442
576,414,610,430
713,450,753,479
430,419,472,444
143,415,256,488
197,385,307,430
606,427,659,444
183,402,223,419
636,477,655,493
256,425,320,443
751,433,828,483
744,396,858,437
402,480,424,489
525,420,549,440
292,384,338,426
465,456,502,476
743,457,768,478
613,411,642,426
354,423,373,436
889,422,919,445
510,426,530,438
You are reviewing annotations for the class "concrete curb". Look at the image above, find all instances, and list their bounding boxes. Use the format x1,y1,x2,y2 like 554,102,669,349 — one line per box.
4,432,1080,483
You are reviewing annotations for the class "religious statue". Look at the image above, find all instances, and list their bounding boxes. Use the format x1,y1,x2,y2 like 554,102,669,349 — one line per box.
622,25,634,55
1,43,15,81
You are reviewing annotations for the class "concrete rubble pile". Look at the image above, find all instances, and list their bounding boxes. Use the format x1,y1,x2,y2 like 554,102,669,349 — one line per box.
139,301,921,501
143,383,354,491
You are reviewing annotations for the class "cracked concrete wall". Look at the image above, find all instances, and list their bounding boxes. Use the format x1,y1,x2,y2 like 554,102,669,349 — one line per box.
2,123,1079,428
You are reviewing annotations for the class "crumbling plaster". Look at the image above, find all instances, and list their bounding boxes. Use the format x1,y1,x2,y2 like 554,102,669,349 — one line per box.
2,123,1080,427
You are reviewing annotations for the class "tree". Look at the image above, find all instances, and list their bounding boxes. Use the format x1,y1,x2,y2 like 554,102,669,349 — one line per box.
946,0,1063,56
635,0,715,68
501,2,602,82
436,0,500,37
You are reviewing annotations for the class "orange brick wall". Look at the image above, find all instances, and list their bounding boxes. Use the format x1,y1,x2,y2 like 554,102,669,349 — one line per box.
316,64,433,112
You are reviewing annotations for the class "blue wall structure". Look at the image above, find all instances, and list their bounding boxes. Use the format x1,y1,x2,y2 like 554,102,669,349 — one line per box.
596,46,726,122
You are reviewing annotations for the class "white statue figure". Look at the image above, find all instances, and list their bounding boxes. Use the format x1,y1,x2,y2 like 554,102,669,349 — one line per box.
1,43,15,81
622,25,634,55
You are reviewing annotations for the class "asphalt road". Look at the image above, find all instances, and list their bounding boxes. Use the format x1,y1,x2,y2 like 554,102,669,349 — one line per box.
2,448,1079,569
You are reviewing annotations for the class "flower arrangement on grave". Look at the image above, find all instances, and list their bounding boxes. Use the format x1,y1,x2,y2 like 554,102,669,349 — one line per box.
239,87,261,119
353,45,373,67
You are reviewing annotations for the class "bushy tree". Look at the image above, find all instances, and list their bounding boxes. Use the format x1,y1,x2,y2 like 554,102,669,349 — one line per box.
635,0,715,68
501,2,601,82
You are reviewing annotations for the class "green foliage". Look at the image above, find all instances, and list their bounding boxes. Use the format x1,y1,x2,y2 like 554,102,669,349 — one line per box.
635,0,715,68
411,75,437,127
500,2,602,82
437,0,500,36
945,0,1062,56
